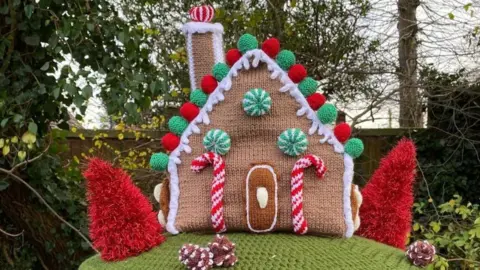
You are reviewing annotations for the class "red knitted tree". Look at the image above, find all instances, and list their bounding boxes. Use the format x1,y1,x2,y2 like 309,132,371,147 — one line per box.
356,138,417,250
83,158,166,261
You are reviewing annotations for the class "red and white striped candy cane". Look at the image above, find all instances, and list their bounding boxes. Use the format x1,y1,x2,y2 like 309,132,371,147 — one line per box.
291,154,327,235
191,152,226,233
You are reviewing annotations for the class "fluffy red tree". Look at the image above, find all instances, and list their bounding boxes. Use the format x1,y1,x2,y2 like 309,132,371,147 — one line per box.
356,138,417,250
83,158,166,261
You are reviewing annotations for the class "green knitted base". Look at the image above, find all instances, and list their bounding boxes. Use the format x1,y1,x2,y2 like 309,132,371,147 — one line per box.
79,233,418,270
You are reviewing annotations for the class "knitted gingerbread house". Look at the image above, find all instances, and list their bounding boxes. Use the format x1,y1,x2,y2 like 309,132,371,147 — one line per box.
150,6,364,238
80,6,430,269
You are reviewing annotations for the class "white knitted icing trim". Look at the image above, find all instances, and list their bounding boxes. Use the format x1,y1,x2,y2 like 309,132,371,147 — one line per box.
343,155,355,238
166,49,353,235
183,22,225,90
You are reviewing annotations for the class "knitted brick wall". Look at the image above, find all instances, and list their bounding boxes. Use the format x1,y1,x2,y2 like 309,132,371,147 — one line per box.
191,33,216,89
174,65,347,236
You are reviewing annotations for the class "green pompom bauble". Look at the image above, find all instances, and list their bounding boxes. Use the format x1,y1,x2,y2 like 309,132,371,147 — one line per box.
317,104,337,124
212,63,230,81
276,50,296,70
298,77,318,97
277,128,308,156
237,34,258,54
150,152,169,171
203,129,231,155
190,89,208,107
344,138,364,159
243,88,272,116
168,116,188,135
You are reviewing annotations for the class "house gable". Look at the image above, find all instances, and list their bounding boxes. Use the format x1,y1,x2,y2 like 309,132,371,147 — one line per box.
158,49,356,237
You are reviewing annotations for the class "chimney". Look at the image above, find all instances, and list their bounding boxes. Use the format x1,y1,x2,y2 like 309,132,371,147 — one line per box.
182,5,224,90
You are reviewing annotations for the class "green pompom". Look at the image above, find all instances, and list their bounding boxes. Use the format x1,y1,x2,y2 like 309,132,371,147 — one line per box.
190,89,208,107
344,138,364,159
212,63,230,81
298,77,318,97
168,116,188,135
277,128,308,156
243,88,272,116
203,129,231,155
150,152,169,171
276,50,296,70
237,34,258,54
317,103,337,124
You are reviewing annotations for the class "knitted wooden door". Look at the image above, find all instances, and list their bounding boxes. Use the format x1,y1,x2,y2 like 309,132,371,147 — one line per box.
245,164,278,233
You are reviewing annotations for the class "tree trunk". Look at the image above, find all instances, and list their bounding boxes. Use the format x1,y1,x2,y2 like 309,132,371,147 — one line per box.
397,0,422,127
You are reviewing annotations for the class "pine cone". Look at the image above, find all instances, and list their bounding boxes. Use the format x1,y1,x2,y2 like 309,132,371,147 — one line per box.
178,244,214,270
207,235,238,267
405,240,436,267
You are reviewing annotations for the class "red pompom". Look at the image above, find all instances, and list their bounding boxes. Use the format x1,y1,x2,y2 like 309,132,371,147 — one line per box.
306,93,326,110
356,139,417,250
161,132,180,151
180,102,200,122
201,75,218,94
261,38,280,58
226,49,242,66
334,122,351,143
288,64,307,83
83,158,165,261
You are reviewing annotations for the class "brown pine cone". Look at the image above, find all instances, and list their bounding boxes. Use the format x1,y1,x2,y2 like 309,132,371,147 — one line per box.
178,244,214,270
207,235,238,267
405,240,436,267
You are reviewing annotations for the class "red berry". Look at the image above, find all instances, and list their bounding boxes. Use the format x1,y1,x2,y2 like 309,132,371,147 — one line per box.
180,102,200,122
334,122,352,143
161,132,180,151
261,38,280,58
288,64,307,83
306,93,326,110
226,49,242,66
200,75,218,94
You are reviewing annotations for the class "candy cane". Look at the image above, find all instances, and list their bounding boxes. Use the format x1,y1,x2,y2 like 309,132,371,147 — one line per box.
291,154,327,234
191,152,226,233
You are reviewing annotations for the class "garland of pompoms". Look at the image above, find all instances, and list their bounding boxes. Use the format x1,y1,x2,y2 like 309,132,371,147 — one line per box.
149,31,367,172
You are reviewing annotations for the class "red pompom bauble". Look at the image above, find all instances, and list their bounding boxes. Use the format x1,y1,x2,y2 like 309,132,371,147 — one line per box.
180,102,200,122
201,75,218,94
288,64,307,83
334,122,352,143
226,49,242,66
161,132,180,151
261,38,280,58
306,93,326,110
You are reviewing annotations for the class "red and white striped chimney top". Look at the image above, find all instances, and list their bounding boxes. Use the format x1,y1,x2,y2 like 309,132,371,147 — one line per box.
189,5,215,23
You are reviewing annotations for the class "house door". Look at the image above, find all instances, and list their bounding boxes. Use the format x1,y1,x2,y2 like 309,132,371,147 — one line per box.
245,164,278,233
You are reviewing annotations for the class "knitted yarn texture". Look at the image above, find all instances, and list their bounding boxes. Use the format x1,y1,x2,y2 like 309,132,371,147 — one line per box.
79,233,419,270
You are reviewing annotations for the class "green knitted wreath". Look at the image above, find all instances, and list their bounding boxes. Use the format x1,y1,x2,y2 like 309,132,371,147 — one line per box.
277,128,308,156
242,88,272,116
203,129,231,155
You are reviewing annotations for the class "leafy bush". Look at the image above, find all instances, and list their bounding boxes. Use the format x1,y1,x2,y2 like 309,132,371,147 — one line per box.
412,195,480,269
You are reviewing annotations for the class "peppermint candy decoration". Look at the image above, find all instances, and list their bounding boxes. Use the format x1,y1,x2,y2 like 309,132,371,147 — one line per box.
242,88,272,116
277,128,308,156
189,5,215,22
203,129,231,155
